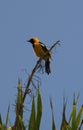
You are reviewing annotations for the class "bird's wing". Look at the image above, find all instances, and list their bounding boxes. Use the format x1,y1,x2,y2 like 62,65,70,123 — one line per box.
39,42,49,53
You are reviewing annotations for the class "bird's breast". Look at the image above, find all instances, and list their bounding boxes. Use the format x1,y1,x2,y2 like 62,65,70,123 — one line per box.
33,44,51,60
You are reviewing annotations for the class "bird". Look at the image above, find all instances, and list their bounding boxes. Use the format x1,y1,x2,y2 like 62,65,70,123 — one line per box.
27,37,51,74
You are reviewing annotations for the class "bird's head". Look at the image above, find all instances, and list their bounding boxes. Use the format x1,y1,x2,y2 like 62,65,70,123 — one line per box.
27,37,40,44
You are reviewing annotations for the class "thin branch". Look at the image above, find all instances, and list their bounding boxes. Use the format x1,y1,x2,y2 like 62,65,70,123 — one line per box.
23,58,42,102
49,40,60,52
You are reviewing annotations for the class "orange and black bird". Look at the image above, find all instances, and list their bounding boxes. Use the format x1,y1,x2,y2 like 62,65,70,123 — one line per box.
27,37,51,74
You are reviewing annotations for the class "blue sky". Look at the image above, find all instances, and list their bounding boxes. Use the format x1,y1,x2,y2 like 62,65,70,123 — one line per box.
0,0,83,129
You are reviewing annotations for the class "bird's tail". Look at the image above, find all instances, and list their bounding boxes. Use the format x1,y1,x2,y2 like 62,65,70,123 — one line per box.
45,60,51,74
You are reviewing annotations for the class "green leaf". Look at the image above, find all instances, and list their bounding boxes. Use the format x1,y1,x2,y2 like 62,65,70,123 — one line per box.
60,98,72,130
0,115,4,130
69,94,77,129
68,94,82,129
36,88,42,130
0,124,3,130
6,105,10,128
50,97,56,130
69,104,76,129
18,115,25,130
0,115,2,125
28,97,36,130
75,105,83,129
17,80,23,103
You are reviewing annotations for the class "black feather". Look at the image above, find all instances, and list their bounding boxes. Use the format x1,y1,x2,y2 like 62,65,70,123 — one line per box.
45,60,51,74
